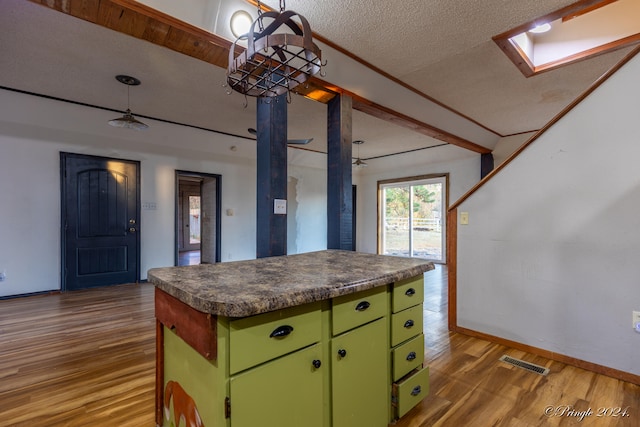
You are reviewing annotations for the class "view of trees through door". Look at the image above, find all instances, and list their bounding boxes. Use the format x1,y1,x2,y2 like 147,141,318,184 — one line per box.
379,175,447,263
188,195,201,244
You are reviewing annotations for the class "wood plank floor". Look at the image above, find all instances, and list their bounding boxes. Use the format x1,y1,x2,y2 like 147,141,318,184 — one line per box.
1,267,638,426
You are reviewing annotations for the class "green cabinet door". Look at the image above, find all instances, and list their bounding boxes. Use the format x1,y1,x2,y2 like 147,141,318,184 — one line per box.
332,318,388,427
229,343,325,427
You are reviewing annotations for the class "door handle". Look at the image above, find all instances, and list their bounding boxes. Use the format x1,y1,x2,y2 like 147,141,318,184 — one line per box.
128,227,136,233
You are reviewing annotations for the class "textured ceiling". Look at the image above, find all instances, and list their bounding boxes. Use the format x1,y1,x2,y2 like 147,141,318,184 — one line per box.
261,0,635,136
0,0,636,163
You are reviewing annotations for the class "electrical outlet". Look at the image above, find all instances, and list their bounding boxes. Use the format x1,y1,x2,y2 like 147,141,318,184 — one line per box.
633,311,640,331
0,270,6,282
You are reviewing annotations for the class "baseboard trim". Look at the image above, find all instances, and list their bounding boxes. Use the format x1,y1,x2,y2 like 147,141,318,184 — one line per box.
0,289,61,300
453,325,640,386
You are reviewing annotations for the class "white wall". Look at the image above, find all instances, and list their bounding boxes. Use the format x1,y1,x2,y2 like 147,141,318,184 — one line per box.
492,131,536,167
355,145,481,255
456,54,640,375
0,90,328,297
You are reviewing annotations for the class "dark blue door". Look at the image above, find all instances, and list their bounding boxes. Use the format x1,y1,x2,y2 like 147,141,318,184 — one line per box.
61,153,140,290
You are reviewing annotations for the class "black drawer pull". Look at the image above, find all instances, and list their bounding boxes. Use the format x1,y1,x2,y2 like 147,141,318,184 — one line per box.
404,319,415,328
355,301,371,312
337,349,347,358
406,351,417,361
312,359,322,369
405,288,416,296
410,385,422,396
269,325,294,338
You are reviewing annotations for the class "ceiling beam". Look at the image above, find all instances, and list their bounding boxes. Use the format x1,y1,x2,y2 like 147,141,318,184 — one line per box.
29,0,489,154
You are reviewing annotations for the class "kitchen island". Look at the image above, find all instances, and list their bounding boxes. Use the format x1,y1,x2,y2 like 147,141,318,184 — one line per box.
149,250,434,427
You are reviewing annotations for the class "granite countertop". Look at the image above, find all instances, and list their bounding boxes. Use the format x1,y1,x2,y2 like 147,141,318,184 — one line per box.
148,250,434,317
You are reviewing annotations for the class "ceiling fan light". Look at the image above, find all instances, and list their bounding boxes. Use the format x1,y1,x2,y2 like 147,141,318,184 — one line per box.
352,158,367,167
352,139,367,167
108,109,149,130
108,75,148,130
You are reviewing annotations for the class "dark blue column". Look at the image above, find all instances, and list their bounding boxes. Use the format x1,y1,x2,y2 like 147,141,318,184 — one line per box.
327,94,354,250
256,95,288,258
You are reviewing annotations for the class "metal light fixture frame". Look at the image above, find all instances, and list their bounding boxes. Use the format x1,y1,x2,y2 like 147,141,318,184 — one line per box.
226,2,323,98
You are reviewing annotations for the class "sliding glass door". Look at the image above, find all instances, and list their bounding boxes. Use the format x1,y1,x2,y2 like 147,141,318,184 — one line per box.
379,175,447,263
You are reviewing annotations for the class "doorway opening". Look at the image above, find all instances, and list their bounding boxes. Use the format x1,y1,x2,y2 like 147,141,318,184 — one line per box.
176,171,221,266
378,174,448,263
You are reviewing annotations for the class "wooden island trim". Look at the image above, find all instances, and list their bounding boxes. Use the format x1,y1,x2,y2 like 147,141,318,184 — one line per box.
155,287,217,360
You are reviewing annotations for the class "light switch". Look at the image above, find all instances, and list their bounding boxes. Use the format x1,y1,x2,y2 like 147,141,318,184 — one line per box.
460,212,469,225
274,199,287,215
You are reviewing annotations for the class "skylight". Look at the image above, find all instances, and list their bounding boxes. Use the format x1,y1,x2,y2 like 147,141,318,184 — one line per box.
494,0,640,77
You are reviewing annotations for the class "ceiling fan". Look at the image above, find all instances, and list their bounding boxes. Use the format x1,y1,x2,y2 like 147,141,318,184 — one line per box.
247,128,314,145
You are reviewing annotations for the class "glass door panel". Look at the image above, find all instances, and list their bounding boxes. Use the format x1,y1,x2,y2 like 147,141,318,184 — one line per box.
380,177,446,263
382,185,411,257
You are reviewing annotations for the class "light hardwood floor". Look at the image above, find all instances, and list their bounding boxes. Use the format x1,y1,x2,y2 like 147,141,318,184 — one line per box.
1,267,638,426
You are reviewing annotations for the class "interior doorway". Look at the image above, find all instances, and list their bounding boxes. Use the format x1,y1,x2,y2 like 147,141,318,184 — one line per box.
176,171,221,266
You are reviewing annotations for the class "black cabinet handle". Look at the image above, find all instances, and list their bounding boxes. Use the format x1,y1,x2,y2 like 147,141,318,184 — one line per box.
269,325,294,338
355,301,370,312
406,351,417,361
312,359,322,369
411,385,422,396
337,349,347,358
405,288,416,296
404,319,415,328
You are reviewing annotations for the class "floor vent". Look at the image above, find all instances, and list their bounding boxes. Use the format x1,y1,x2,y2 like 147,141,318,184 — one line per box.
499,355,549,376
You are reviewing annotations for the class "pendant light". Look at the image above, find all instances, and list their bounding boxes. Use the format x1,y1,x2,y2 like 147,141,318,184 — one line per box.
108,75,149,130
352,140,367,167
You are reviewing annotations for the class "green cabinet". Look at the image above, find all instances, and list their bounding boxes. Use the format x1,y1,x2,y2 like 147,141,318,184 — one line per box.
230,343,325,427
331,318,388,427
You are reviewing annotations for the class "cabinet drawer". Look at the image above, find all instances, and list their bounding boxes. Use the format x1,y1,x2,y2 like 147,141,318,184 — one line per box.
391,304,423,347
332,286,387,336
229,302,321,374
391,333,424,381
392,366,430,419
392,276,424,313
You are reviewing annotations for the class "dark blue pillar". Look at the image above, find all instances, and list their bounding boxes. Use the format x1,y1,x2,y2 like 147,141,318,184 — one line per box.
327,94,353,250
256,95,288,258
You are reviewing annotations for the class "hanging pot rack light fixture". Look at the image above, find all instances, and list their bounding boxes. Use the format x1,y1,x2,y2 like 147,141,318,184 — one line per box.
225,0,324,100
108,75,149,130
352,140,367,168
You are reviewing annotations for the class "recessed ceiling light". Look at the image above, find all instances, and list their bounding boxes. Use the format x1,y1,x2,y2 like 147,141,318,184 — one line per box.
529,23,551,34
230,10,252,39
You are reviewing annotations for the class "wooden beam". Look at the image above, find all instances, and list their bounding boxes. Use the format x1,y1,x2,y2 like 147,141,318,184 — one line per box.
327,94,353,250
256,95,288,258
350,93,492,154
